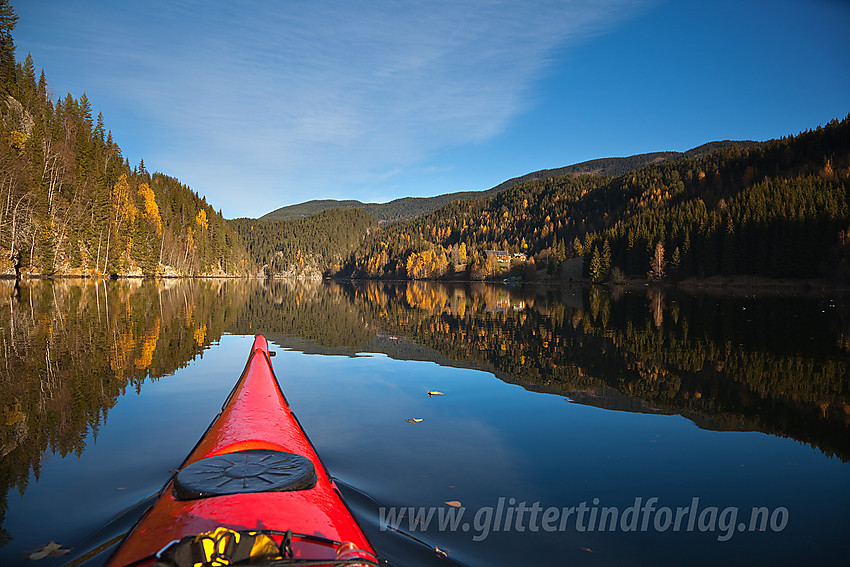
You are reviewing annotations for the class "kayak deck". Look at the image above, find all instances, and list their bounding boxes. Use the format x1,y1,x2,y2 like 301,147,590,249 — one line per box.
107,335,374,566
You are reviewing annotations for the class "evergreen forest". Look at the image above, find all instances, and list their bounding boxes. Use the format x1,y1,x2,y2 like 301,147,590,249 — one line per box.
230,209,377,278
0,2,250,277
2,0,847,285
330,116,850,283
240,116,849,283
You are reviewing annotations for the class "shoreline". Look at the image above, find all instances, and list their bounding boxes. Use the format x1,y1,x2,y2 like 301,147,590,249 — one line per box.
0,273,249,280
5,273,850,294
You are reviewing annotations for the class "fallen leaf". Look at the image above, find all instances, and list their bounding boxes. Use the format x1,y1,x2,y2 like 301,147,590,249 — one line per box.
22,541,71,560
445,500,462,507
405,418,424,423
427,391,445,396
580,547,594,553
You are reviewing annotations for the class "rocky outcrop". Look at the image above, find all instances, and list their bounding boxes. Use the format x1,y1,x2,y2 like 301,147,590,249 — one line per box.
4,95,34,138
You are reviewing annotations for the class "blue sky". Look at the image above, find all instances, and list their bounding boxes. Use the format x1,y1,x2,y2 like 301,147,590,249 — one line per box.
14,0,850,218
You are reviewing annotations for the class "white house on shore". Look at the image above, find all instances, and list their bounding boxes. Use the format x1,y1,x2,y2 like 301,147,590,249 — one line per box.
485,250,527,263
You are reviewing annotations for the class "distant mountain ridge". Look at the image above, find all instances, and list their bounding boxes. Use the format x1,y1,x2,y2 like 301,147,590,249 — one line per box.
259,194,487,224
258,140,759,223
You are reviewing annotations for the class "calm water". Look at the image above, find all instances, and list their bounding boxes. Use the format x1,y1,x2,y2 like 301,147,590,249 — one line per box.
0,279,848,566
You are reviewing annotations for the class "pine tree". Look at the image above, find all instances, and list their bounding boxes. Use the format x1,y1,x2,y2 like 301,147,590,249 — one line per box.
601,239,612,280
589,247,603,282
589,241,612,283
669,246,681,280
0,0,17,90
20,52,36,105
37,69,47,101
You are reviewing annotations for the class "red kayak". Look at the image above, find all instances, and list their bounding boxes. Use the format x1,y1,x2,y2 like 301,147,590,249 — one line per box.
107,335,377,567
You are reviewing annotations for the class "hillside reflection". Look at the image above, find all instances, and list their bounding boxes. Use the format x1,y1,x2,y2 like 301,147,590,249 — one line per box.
1,278,849,545
236,280,850,461
0,279,246,545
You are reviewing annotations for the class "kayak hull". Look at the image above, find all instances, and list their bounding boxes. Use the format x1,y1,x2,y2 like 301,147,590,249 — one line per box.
106,335,373,566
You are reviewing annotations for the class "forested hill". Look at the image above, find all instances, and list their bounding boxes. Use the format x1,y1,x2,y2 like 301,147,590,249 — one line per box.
260,191,492,224
230,209,377,278
487,141,762,193
0,3,250,277
259,141,758,224
338,116,849,282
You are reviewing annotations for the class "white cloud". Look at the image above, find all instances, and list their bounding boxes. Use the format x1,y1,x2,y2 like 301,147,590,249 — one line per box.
21,0,645,216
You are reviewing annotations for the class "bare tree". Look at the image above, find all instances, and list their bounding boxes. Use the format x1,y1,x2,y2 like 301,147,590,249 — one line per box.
648,241,666,281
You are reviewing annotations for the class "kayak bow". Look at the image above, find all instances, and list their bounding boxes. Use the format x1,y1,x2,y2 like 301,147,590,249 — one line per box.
107,335,376,567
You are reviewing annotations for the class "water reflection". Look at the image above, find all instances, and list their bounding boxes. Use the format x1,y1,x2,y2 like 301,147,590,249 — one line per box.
236,280,850,461
1,278,849,556
0,278,246,545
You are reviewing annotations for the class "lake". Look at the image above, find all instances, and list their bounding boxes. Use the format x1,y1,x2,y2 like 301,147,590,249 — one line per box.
0,278,847,566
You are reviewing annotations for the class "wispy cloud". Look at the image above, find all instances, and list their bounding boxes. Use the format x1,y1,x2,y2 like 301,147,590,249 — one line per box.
24,0,645,216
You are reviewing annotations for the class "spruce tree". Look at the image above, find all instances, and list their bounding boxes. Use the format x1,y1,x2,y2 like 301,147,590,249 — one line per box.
0,0,17,91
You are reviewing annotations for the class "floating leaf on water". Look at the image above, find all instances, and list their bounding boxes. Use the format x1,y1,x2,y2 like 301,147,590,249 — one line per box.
445,500,462,507
21,541,71,560
427,391,445,396
405,418,424,423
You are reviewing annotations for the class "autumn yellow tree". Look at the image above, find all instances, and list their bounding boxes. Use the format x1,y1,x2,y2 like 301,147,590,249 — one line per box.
111,173,138,261
112,174,137,228
137,183,161,233
406,250,433,279
195,208,209,230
